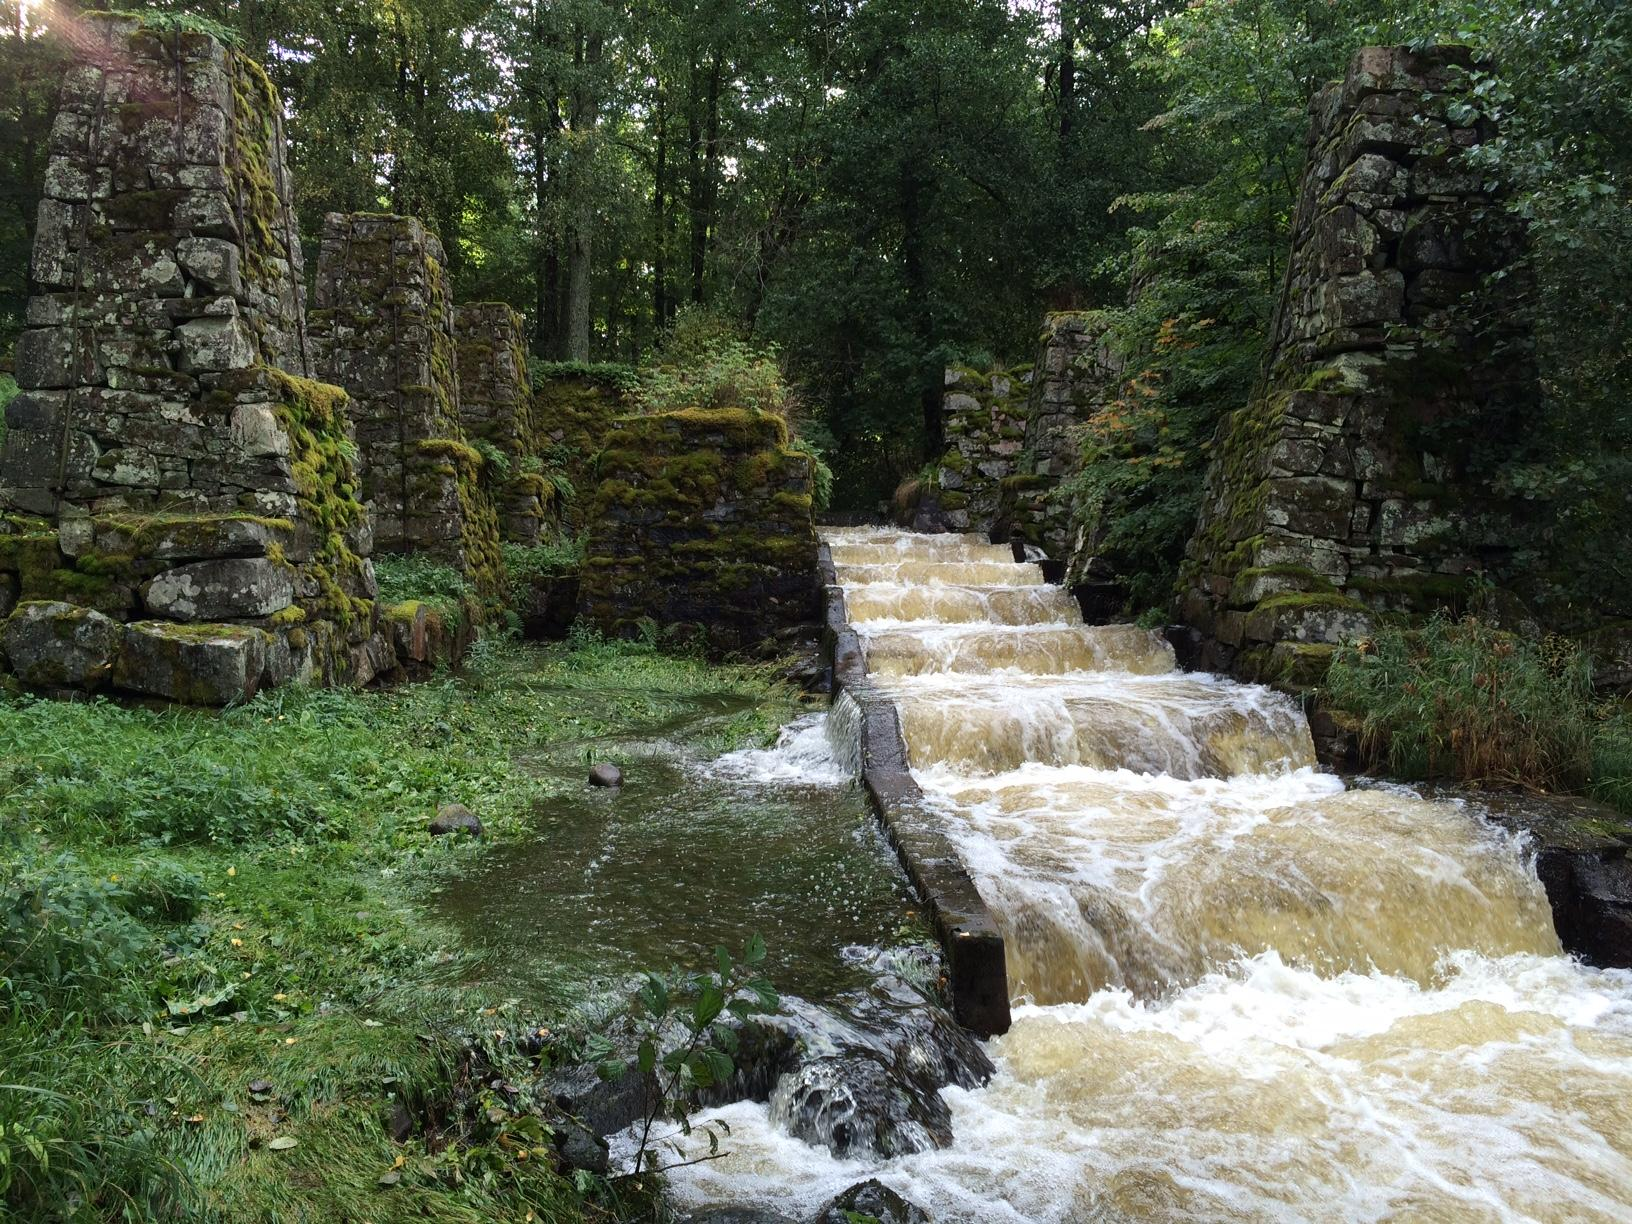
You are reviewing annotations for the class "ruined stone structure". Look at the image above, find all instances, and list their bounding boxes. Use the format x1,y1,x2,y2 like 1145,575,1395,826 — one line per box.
580,408,818,655
994,312,1125,568
310,212,501,591
454,302,553,543
1179,45,1535,685
0,17,384,703
917,366,1029,534
531,366,632,529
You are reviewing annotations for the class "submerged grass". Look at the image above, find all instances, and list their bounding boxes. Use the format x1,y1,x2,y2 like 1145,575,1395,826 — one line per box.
0,635,800,1221
1325,614,1632,813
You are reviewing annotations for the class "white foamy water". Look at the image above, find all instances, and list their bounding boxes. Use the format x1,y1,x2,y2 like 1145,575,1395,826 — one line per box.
665,527,1632,1220
709,711,857,787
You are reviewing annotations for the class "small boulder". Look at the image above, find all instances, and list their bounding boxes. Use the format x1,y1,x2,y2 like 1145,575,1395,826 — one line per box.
429,802,482,837
588,762,623,788
815,1179,932,1224
1,600,125,690
552,1114,609,1175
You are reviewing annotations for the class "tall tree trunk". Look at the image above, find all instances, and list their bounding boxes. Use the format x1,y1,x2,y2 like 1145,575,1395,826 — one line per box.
689,48,723,304
652,83,668,326
900,171,940,460
564,28,603,361
1057,0,1076,147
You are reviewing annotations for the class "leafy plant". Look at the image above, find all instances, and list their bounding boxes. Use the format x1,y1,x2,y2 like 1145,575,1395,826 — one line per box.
594,936,779,1177
472,438,512,482
1325,614,1632,810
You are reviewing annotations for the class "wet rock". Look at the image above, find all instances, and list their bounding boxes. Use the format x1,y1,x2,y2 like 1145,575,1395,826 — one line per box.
681,1210,799,1224
816,1179,933,1224
588,762,623,788
429,802,483,837
1,599,125,690
762,948,993,1160
541,1062,658,1138
552,1113,609,1175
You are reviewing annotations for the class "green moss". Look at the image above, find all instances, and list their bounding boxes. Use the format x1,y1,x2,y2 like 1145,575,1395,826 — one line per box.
1253,590,1369,614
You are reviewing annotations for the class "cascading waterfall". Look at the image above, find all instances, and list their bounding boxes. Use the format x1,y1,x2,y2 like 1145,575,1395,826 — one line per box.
666,528,1632,1222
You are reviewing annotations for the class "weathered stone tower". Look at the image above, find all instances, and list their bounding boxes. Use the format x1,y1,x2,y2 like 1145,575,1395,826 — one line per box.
0,16,383,702
917,366,1029,534
996,312,1125,567
454,302,552,543
309,212,501,591
1179,45,1535,685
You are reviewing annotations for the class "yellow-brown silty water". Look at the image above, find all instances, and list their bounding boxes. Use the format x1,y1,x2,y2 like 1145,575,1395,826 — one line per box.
666,528,1632,1222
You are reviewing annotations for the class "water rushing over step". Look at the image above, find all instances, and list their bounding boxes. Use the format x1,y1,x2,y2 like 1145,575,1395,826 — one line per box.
666,527,1632,1220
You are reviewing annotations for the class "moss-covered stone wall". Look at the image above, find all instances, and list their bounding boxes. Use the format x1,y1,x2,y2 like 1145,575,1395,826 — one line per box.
1179,45,1536,686
454,302,554,543
531,367,633,529
578,407,818,655
992,311,1126,568
917,366,1030,535
310,213,501,596
0,18,386,704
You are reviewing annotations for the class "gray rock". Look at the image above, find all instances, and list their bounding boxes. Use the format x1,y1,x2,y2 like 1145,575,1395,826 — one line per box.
143,557,293,620
429,802,482,837
112,620,267,705
552,1114,608,1175
815,1180,932,1224
1,600,125,690
588,762,623,788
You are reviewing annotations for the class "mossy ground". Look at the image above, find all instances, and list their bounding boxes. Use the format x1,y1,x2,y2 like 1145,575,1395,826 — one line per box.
0,635,801,1222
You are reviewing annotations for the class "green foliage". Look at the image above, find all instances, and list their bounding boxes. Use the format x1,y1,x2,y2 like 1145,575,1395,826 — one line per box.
638,309,795,419
0,638,797,1220
1326,615,1632,810
471,437,511,482
597,935,779,1176
528,360,640,395
501,534,585,609
0,372,16,450
374,553,472,627
107,6,245,45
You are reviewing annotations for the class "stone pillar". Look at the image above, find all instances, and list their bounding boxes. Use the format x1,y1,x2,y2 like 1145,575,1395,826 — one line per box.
1179,45,1535,686
918,365,1029,535
309,212,501,591
0,17,382,704
993,311,1125,567
454,302,551,543
579,407,818,655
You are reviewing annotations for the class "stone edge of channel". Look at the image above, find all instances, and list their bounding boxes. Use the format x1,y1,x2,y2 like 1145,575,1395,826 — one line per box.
818,540,1012,1039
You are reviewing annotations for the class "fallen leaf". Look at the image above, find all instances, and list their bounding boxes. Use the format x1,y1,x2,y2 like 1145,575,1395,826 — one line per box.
267,1136,298,1151
377,1169,401,1187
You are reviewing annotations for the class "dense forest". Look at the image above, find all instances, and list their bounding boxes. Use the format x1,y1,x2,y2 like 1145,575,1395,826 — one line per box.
2,0,1629,602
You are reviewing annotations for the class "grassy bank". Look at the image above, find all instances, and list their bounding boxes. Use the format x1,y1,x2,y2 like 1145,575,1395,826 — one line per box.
1325,615,1632,813
0,635,801,1221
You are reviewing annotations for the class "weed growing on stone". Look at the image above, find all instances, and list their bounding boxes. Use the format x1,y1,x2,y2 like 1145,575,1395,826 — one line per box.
0,636,799,1220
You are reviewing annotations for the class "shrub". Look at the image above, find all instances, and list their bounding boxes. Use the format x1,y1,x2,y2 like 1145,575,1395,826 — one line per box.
638,306,798,421
1325,615,1632,810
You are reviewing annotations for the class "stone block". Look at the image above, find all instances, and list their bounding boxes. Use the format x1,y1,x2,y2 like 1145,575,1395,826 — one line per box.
142,557,294,620
1,600,125,689
113,620,267,704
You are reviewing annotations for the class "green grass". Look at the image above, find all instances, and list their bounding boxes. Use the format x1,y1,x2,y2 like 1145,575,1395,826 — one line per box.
1325,614,1632,813
0,636,800,1221
0,371,17,450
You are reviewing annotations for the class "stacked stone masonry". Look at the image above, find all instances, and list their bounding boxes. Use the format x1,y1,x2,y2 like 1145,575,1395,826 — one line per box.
0,17,385,704
579,408,819,656
919,366,1030,535
454,302,553,543
995,311,1126,569
1179,44,1536,686
310,212,501,592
